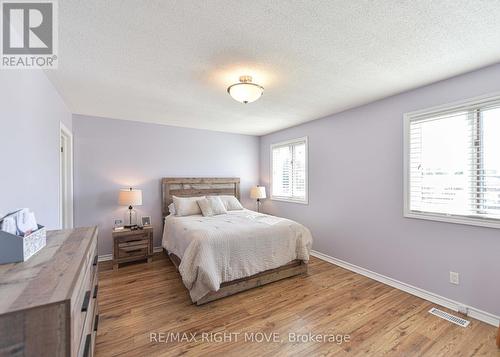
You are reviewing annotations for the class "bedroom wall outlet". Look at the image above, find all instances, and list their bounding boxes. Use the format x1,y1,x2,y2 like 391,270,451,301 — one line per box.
449,271,459,285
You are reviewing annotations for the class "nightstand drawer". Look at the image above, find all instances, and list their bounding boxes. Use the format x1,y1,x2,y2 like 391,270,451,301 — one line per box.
116,233,148,243
118,238,150,249
118,245,149,258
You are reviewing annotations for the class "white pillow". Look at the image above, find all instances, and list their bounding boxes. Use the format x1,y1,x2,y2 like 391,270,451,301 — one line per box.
173,196,205,216
207,196,227,215
217,195,244,211
168,203,176,215
197,198,214,217
197,196,228,217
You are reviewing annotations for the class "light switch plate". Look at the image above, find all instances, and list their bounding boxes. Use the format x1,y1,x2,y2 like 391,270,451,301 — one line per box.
449,271,459,285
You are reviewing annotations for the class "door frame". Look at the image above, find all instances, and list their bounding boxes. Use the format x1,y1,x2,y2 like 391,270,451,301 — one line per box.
60,122,74,229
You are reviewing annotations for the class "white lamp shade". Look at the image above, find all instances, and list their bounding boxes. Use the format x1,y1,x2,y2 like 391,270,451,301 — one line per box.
118,188,143,206
250,186,266,199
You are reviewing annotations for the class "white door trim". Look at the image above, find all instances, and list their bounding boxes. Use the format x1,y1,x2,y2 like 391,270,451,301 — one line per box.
60,122,74,229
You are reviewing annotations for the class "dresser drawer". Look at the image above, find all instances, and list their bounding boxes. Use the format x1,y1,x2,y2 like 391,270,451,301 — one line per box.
71,239,98,357
77,280,98,357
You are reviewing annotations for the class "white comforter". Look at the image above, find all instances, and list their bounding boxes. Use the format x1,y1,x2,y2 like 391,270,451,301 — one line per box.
162,209,312,302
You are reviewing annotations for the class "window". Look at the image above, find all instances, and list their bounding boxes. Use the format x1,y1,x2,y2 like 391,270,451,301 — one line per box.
404,95,500,228
271,137,308,203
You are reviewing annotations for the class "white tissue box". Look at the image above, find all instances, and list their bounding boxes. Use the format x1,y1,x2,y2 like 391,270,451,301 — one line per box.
0,225,46,264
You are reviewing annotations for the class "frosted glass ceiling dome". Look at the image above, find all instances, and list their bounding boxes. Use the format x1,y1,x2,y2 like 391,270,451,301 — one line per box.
227,75,264,104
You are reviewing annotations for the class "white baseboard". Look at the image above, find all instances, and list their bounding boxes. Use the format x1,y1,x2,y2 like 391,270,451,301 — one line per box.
154,246,164,253
311,250,500,327
98,246,164,262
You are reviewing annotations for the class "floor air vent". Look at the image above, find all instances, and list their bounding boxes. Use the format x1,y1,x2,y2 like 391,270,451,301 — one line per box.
428,307,470,327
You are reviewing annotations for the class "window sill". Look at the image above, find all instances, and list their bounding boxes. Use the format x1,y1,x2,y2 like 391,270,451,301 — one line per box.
404,210,500,229
270,196,309,205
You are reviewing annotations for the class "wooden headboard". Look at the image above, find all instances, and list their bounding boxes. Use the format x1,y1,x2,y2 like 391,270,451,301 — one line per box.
161,177,240,217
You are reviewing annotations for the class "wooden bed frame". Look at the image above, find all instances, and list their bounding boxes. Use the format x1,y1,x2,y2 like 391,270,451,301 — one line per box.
161,177,308,305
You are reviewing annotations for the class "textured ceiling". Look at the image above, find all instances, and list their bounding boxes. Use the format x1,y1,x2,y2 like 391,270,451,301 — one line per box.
47,1,500,135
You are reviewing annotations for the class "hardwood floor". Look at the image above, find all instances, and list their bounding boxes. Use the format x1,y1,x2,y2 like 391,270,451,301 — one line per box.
95,254,499,356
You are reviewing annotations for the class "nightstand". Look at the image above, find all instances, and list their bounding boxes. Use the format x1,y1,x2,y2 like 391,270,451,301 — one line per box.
112,226,153,270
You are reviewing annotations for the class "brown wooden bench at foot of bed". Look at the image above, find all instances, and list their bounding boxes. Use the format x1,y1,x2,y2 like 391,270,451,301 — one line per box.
165,249,308,305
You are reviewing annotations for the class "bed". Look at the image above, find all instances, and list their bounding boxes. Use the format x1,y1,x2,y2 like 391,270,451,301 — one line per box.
161,177,312,305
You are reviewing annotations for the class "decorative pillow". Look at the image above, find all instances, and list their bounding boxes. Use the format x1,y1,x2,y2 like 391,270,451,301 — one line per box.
217,195,244,211
197,196,228,217
207,196,227,215
173,196,205,216
168,203,176,215
197,198,214,217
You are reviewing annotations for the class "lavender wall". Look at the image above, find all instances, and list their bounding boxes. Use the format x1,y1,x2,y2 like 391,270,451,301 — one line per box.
73,115,259,255
0,70,72,229
260,63,500,317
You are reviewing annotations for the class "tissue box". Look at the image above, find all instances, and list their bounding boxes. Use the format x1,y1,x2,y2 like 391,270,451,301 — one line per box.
0,225,46,264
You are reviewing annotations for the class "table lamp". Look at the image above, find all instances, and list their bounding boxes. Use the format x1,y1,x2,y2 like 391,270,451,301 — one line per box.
250,186,266,213
118,188,142,228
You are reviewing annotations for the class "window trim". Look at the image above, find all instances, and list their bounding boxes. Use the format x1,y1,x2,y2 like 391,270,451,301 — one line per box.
403,92,500,229
270,136,309,204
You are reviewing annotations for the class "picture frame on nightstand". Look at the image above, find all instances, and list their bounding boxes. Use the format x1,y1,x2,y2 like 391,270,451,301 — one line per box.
141,216,151,226
113,218,124,231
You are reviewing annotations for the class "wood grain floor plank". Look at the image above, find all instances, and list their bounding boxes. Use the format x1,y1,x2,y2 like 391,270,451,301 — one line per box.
95,253,500,356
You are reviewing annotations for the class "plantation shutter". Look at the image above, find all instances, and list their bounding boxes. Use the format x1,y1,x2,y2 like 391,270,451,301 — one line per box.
272,145,292,197
271,138,308,202
408,105,500,221
292,142,306,199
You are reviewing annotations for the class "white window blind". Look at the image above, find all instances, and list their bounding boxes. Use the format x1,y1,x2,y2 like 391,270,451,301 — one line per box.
271,137,308,203
405,96,500,228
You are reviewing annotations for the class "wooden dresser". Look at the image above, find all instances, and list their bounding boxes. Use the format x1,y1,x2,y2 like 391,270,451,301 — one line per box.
0,227,99,357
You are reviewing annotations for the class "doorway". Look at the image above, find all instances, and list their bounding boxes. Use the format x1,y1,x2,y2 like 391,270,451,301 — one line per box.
60,123,74,229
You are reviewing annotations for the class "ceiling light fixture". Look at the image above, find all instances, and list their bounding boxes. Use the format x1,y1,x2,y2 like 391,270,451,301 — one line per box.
227,75,264,103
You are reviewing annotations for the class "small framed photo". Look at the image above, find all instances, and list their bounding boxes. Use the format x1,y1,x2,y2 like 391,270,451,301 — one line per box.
141,216,151,226
113,219,124,230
